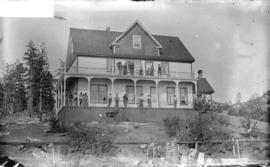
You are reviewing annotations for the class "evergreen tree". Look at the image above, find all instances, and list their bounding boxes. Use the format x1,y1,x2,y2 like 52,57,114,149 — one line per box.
23,41,55,117
3,60,27,113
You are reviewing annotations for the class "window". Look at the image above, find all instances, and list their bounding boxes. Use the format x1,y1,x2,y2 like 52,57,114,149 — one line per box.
180,87,188,105
106,58,114,72
126,86,135,103
90,85,107,103
167,87,175,105
132,35,141,49
161,61,169,75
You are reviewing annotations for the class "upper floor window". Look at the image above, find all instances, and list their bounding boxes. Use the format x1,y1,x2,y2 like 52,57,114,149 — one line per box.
132,35,141,49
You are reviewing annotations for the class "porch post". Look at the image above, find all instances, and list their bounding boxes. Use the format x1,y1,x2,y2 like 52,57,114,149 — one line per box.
88,77,91,106
156,80,159,108
134,79,137,105
77,79,79,106
63,76,66,107
111,78,114,95
175,80,180,108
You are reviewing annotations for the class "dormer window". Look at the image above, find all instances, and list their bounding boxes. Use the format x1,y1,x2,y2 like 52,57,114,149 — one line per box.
132,35,141,49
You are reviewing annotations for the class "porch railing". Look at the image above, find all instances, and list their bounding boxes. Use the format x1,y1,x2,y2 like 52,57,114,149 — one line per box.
68,67,195,79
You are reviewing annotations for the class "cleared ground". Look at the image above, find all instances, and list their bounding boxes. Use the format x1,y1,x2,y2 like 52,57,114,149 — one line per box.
0,113,269,166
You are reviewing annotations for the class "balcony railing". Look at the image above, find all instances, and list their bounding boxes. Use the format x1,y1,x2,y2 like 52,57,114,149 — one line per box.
68,67,195,79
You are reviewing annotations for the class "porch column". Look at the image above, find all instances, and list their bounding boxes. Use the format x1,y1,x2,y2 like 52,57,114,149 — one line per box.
175,80,180,108
63,77,66,107
111,78,115,95
156,80,159,108
134,79,137,105
77,79,79,106
87,77,92,106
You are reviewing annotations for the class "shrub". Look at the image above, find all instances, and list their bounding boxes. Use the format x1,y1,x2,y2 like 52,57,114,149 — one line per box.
48,116,67,133
63,125,117,157
163,117,181,137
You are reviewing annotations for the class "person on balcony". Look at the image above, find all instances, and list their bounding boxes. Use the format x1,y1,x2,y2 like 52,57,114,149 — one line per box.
123,93,128,108
108,93,112,107
115,93,120,107
123,63,128,75
150,64,154,76
173,94,177,108
129,62,134,75
158,64,161,77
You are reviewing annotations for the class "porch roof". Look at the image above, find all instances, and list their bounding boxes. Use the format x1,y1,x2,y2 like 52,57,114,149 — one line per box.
69,28,195,63
197,78,215,95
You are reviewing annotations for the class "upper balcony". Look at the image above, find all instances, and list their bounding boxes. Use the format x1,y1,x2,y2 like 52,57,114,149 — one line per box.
67,66,195,80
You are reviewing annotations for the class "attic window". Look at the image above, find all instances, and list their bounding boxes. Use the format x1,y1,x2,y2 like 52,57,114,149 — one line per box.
132,35,141,49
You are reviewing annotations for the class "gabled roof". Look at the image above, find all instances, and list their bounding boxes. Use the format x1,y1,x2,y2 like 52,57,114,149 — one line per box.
69,27,195,63
111,20,162,48
197,78,215,95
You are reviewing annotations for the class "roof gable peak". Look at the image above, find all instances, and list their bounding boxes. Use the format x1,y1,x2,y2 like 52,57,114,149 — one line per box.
110,20,162,48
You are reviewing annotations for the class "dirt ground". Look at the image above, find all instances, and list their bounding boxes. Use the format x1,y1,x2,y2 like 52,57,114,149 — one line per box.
0,113,269,166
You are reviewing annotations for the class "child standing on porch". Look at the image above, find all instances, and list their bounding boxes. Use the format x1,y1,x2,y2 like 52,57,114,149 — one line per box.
108,93,112,107
79,92,83,106
173,94,177,108
115,93,120,107
123,93,128,108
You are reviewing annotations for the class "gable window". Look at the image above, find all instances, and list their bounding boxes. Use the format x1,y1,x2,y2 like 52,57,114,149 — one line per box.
132,35,141,49
180,87,188,105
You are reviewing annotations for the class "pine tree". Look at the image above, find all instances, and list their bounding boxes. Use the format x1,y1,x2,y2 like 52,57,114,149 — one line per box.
23,41,55,117
3,60,27,113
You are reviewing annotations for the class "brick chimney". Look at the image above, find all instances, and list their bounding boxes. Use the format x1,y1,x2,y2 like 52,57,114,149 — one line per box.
106,26,110,32
198,70,203,78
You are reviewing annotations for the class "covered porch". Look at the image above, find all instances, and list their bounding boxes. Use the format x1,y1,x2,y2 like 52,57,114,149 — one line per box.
55,74,197,113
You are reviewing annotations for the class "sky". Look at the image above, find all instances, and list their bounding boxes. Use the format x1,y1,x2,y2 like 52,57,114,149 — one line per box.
0,0,269,103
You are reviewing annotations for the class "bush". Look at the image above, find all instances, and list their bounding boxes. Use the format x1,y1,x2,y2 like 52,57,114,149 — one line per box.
63,125,117,156
163,117,181,137
48,116,67,133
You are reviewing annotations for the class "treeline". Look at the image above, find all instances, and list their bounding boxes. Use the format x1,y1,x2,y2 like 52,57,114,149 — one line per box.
0,41,55,117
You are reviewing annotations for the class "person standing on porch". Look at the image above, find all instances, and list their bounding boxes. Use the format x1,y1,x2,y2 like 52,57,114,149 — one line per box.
147,94,151,108
115,93,120,107
85,93,89,107
108,93,112,107
123,93,128,108
73,92,77,106
79,92,83,106
139,93,144,108
173,94,177,108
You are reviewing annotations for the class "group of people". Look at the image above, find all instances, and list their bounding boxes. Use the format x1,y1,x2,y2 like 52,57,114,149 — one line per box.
107,93,153,108
67,91,89,106
107,93,129,108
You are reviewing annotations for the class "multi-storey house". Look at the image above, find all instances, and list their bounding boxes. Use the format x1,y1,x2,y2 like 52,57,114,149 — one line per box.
55,20,214,122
